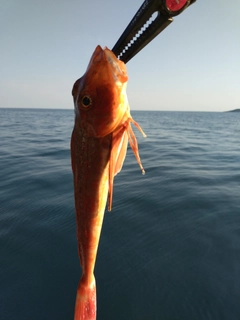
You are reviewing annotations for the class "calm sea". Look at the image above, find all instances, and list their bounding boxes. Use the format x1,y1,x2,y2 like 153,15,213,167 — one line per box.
0,108,240,320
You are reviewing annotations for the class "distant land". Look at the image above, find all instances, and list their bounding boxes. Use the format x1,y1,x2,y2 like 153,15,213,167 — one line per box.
227,109,240,112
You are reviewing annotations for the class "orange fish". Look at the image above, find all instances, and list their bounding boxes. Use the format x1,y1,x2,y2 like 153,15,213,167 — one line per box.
71,45,146,320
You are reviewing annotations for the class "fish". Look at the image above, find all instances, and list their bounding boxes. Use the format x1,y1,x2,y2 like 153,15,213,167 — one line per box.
70,45,146,320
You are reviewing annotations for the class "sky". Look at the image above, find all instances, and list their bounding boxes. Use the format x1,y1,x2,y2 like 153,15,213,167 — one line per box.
1,0,240,112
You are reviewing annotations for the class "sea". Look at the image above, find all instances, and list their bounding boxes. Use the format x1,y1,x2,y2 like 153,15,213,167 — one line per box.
0,108,240,320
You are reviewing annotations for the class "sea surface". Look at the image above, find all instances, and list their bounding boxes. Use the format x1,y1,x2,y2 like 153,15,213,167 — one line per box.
0,108,240,320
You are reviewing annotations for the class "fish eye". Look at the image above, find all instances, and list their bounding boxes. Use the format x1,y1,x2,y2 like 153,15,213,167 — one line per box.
81,95,92,108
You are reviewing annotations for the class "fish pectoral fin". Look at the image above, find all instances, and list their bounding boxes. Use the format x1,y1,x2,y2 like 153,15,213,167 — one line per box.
112,129,128,175
108,127,128,211
127,119,146,175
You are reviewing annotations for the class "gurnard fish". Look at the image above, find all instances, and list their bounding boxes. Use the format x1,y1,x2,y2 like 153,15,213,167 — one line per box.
71,45,146,320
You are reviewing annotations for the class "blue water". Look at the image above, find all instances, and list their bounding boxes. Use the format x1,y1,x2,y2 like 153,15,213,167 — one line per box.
1,108,240,320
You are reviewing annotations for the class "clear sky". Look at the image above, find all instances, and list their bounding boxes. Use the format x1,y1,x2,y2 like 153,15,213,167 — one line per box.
1,0,240,111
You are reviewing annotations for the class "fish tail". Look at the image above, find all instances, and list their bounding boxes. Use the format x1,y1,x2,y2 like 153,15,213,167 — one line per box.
74,277,96,320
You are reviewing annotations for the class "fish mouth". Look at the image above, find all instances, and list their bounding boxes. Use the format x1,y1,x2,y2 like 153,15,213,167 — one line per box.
88,45,128,84
103,47,128,83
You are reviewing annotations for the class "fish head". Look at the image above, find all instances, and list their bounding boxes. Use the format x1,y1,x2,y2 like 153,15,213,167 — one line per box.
72,45,129,138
